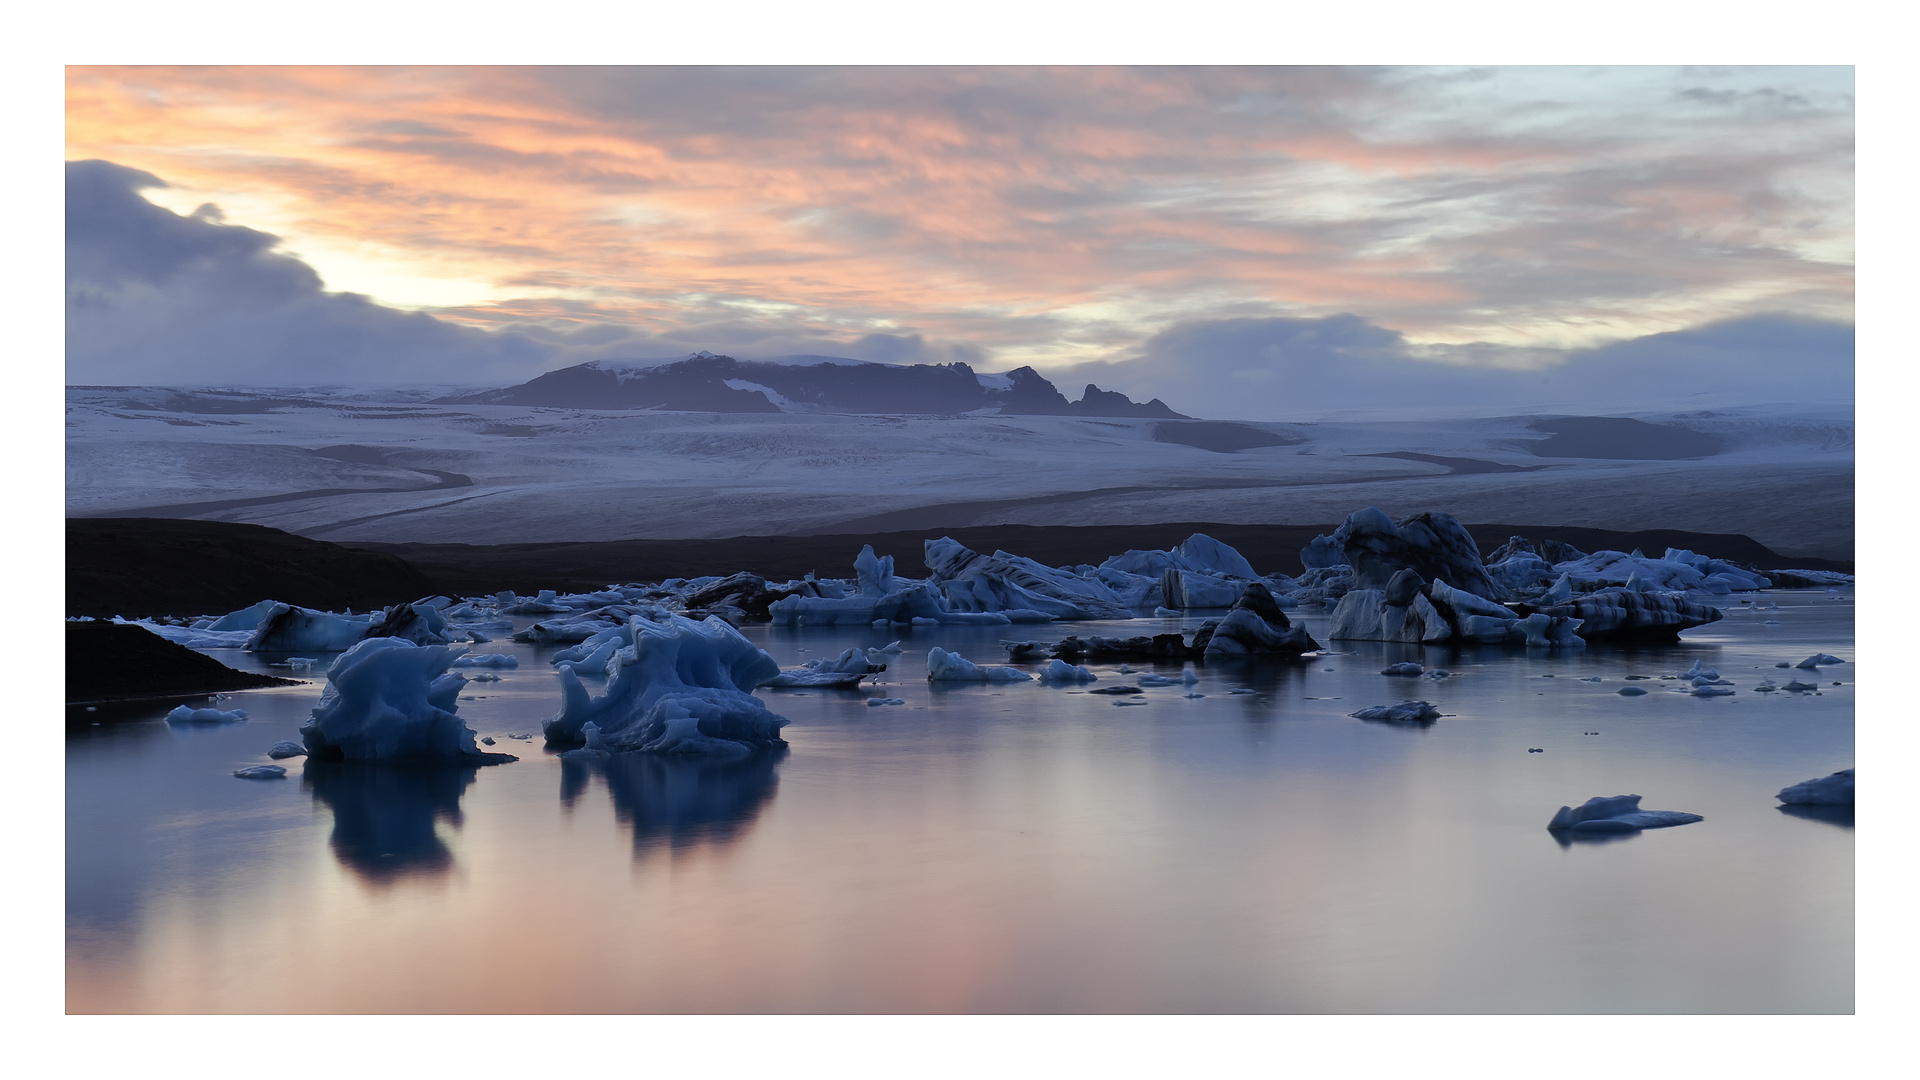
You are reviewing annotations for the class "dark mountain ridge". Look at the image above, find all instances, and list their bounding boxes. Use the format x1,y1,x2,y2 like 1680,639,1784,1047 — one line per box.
442,352,1187,418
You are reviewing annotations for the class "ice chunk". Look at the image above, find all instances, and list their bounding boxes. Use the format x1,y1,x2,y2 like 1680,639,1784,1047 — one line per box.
1037,659,1097,682
854,544,897,597
1327,589,1452,643
1200,582,1321,658
1547,794,1702,832
865,697,907,707
300,638,510,764
1776,768,1853,806
233,765,286,780
450,653,519,668
1381,662,1424,676
1531,588,1719,640
1349,701,1442,724
1330,508,1503,600
767,647,884,688
1780,679,1821,691
1616,686,1649,696
541,614,786,756
927,647,1033,683
267,740,307,759
926,537,1134,620
1137,673,1183,687
1690,684,1736,697
166,705,248,723
1795,653,1846,669
247,604,376,653
1153,607,1183,617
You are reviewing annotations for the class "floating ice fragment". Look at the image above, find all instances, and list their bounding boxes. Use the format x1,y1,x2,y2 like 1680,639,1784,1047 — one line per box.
481,736,496,745
1037,659,1097,683
1229,688,1256,695
927,648,1032,683
1780,680,1820,691
266,740,307,759
1547,794,1701,832
233,765,286,780
1089,686,1144,695
1580,676,1601,683
1795,653,1846,669
1153,607,1182,617
1777,768,1853,806
865,697,907,707
1616,686,1649,696
167,705,248,723
1381,662,1424,677
1350,701,1442,724
1690,684,1736,697
451,653,518,668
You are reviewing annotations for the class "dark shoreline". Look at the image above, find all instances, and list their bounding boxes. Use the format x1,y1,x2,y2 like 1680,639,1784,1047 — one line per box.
70,517,1852,621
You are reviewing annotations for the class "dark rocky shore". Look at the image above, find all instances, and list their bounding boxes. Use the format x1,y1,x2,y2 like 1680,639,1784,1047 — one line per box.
68,622,302,714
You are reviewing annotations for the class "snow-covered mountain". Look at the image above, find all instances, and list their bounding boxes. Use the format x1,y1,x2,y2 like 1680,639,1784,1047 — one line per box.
443,352,1187,418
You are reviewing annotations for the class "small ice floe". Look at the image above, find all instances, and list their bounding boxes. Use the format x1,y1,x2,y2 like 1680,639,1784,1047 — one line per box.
1137,673,1181,686
1528,748,1544,753
166,705,248,723
1547,795,1701,833
1118,664,1134,673
1579,676,1601,683
1795,653,1846,670
287,657,319,671
1153,607,1182,617
1423,669,1452,681
927,648,1032,684
1690,684,1736,697
1229,688,1256,695
1184,693,1205,699
1617,686,1649,696
769,648,886,688
1777,768,1853,806
1089,686,1144,695
232,765,286,780
1754,680,1778,693
1114,700,1148,707
451,653,519,669
1350,701,1442,725
1780,679,1821,691
1775,661,1792,668
466,629,492,643
266,740,307,759
865,697,907,707
1036,659,1097,683
866,641,904,664
481,736,496,745
469,673,502,682
1381,662,1424,677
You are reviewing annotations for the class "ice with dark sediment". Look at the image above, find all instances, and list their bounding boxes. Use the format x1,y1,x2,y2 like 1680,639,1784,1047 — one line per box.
1796,653,1846,669
543,614,786,756
1382,663,1425,676
1200,582,1321,659
246,604,376,653
1529,588,1721,640
927,647,1033,683
1322,507,1503,600
1547,795,1703,832
1777,768,1853,806
267,740,307,759
301,638,514,764
1350,701,1443,724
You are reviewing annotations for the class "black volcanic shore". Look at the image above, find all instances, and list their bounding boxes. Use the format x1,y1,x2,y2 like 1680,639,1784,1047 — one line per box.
68,622,302,710
70,517,1852,620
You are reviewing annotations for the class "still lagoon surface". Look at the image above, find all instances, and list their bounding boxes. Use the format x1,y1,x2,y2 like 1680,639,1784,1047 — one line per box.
67,590,1853,1013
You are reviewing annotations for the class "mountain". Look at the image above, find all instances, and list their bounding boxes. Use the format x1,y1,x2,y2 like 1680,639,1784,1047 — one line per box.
443,352,1188,418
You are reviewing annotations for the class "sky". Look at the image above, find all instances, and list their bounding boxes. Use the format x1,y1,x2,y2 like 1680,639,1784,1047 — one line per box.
65,65,1855,413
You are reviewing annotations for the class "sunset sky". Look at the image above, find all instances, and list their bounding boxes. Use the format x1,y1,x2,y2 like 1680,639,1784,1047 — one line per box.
64,65,1855,410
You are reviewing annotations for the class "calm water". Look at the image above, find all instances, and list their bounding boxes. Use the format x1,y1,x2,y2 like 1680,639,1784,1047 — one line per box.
67,591,1854,1013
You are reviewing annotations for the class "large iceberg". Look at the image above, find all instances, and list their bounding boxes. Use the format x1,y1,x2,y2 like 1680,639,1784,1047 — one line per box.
1546,795,1702,832
1528,588,1721,640
300,638,514,764
925,537,1135,620
768,545,1017,626
1197,582,1321,659
1321,507,1503,600
247,604,376,653
1777,768,1853,806
542,614,787,756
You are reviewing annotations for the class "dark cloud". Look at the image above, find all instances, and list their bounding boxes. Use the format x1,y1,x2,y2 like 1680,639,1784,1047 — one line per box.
1061,313,1853,419
66,160,556,386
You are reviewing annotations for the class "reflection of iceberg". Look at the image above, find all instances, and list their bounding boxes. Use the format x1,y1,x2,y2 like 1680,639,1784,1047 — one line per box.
302,762,478,883
1776,803,1854,829
562,748,786,852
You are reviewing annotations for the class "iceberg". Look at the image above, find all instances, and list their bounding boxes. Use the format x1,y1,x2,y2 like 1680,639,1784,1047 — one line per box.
300,638,513,764
927,647,1033,683
1198,582,1321,659
233,765,286,779
1795,653,1846,669
1329,507,1503,600
247,604,376,653
1036,659,1098,682
1529,588,1721,640
1776,768,1853,806
202,599,283,632
166,705,248,723
1381,662,1424,676
122,619,256,650
766,647,884,688
267,739,307,759
542,614,787,756
1547,795,1702,832
926,537,1134,620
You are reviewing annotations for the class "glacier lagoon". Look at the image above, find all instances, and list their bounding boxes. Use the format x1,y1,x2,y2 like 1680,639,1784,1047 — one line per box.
66,588,1852,1013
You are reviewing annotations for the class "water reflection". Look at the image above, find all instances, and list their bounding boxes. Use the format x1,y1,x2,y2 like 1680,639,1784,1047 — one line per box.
1777,804,1854,829
302,762,478,883
562,750,786,854
1549,828,1643,849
